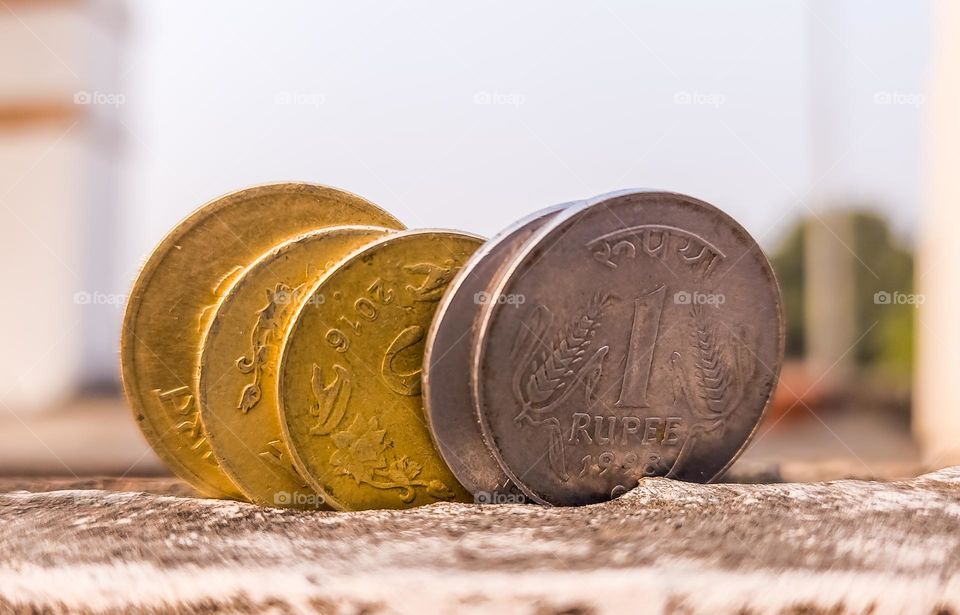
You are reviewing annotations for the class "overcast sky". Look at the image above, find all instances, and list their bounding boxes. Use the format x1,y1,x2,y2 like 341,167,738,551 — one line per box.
118,0,932,284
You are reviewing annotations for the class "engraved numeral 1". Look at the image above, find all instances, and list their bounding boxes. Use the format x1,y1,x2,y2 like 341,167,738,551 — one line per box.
616,285,666,407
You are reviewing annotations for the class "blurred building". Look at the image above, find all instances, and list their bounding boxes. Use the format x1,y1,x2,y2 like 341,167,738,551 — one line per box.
916,0,960,466
0,0,125,410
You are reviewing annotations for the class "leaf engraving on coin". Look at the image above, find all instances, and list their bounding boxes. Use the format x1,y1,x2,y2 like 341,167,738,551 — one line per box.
236,283,306,414
666,305,758,477
305,360,438,502
311,308,454,504
320,400,456,503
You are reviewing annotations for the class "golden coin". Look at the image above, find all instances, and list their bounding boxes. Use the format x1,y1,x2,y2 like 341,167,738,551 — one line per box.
197,226,392,508
278,229,483,510
121,183,404,498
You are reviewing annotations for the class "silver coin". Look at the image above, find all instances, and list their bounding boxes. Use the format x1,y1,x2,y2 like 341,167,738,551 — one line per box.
423,203,574,502
472,190,784,506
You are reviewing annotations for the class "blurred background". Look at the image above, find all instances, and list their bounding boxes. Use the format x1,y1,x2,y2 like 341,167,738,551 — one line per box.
0,0,955,483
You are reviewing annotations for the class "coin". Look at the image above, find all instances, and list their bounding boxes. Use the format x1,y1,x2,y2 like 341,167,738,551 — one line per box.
197,226,392,508
422,204,573,502
278,229,483,510
121,183,404,498
473,190,784,506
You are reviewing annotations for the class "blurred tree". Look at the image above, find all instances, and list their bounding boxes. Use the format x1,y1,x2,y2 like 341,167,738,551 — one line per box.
850,212,915,381
770,210,915,384
770,222,806,359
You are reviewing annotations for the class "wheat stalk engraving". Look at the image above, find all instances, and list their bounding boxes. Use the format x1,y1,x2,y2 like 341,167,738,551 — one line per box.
512,293,611,482
667,303,755,478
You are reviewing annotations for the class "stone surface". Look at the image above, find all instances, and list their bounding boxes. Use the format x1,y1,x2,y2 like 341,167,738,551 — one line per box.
1,469,959,614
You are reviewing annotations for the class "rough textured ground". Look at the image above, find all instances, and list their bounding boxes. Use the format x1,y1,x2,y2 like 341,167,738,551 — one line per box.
1,469,959,614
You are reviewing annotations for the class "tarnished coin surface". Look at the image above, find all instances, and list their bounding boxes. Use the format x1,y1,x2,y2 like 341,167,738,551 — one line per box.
121,183,404,498
279,229,483,510
473,191,783,506
197,226,391,508
423,204,573,503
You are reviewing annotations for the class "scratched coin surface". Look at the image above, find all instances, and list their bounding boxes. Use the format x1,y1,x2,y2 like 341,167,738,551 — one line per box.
423,204,573,503
473,190,783,506
198,226,392,508
278,229,483,510
121,183,404,498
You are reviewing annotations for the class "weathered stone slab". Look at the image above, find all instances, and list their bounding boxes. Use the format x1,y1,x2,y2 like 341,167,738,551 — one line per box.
1,468,959,614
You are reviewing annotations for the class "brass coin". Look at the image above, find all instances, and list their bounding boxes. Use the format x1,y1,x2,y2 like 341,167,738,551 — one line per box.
121,183,404,498
278,229,483,510
197,226,392,508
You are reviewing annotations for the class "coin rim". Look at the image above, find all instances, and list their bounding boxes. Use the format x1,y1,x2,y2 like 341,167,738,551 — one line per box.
276,227,485,511
422,203,576,497
120,182,404,498
471,189,785,506
196,225,393,507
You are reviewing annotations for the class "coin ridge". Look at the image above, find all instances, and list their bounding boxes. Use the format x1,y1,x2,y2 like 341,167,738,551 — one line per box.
121,182,405,498
422,203,575,498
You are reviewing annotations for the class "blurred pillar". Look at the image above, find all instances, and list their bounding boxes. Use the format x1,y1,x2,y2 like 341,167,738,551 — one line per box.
804,213,857,383
0,1,125,410
804,0,857,384
916,0,960,465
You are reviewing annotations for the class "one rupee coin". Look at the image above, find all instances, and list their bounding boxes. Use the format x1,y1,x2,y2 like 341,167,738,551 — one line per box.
473,190,783,506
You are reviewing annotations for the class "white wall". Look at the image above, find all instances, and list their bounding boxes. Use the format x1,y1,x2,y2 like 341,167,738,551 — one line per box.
916,0,960,465
0,2,124,409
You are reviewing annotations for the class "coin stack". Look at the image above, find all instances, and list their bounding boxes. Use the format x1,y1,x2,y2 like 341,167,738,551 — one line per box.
121,184,783,510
